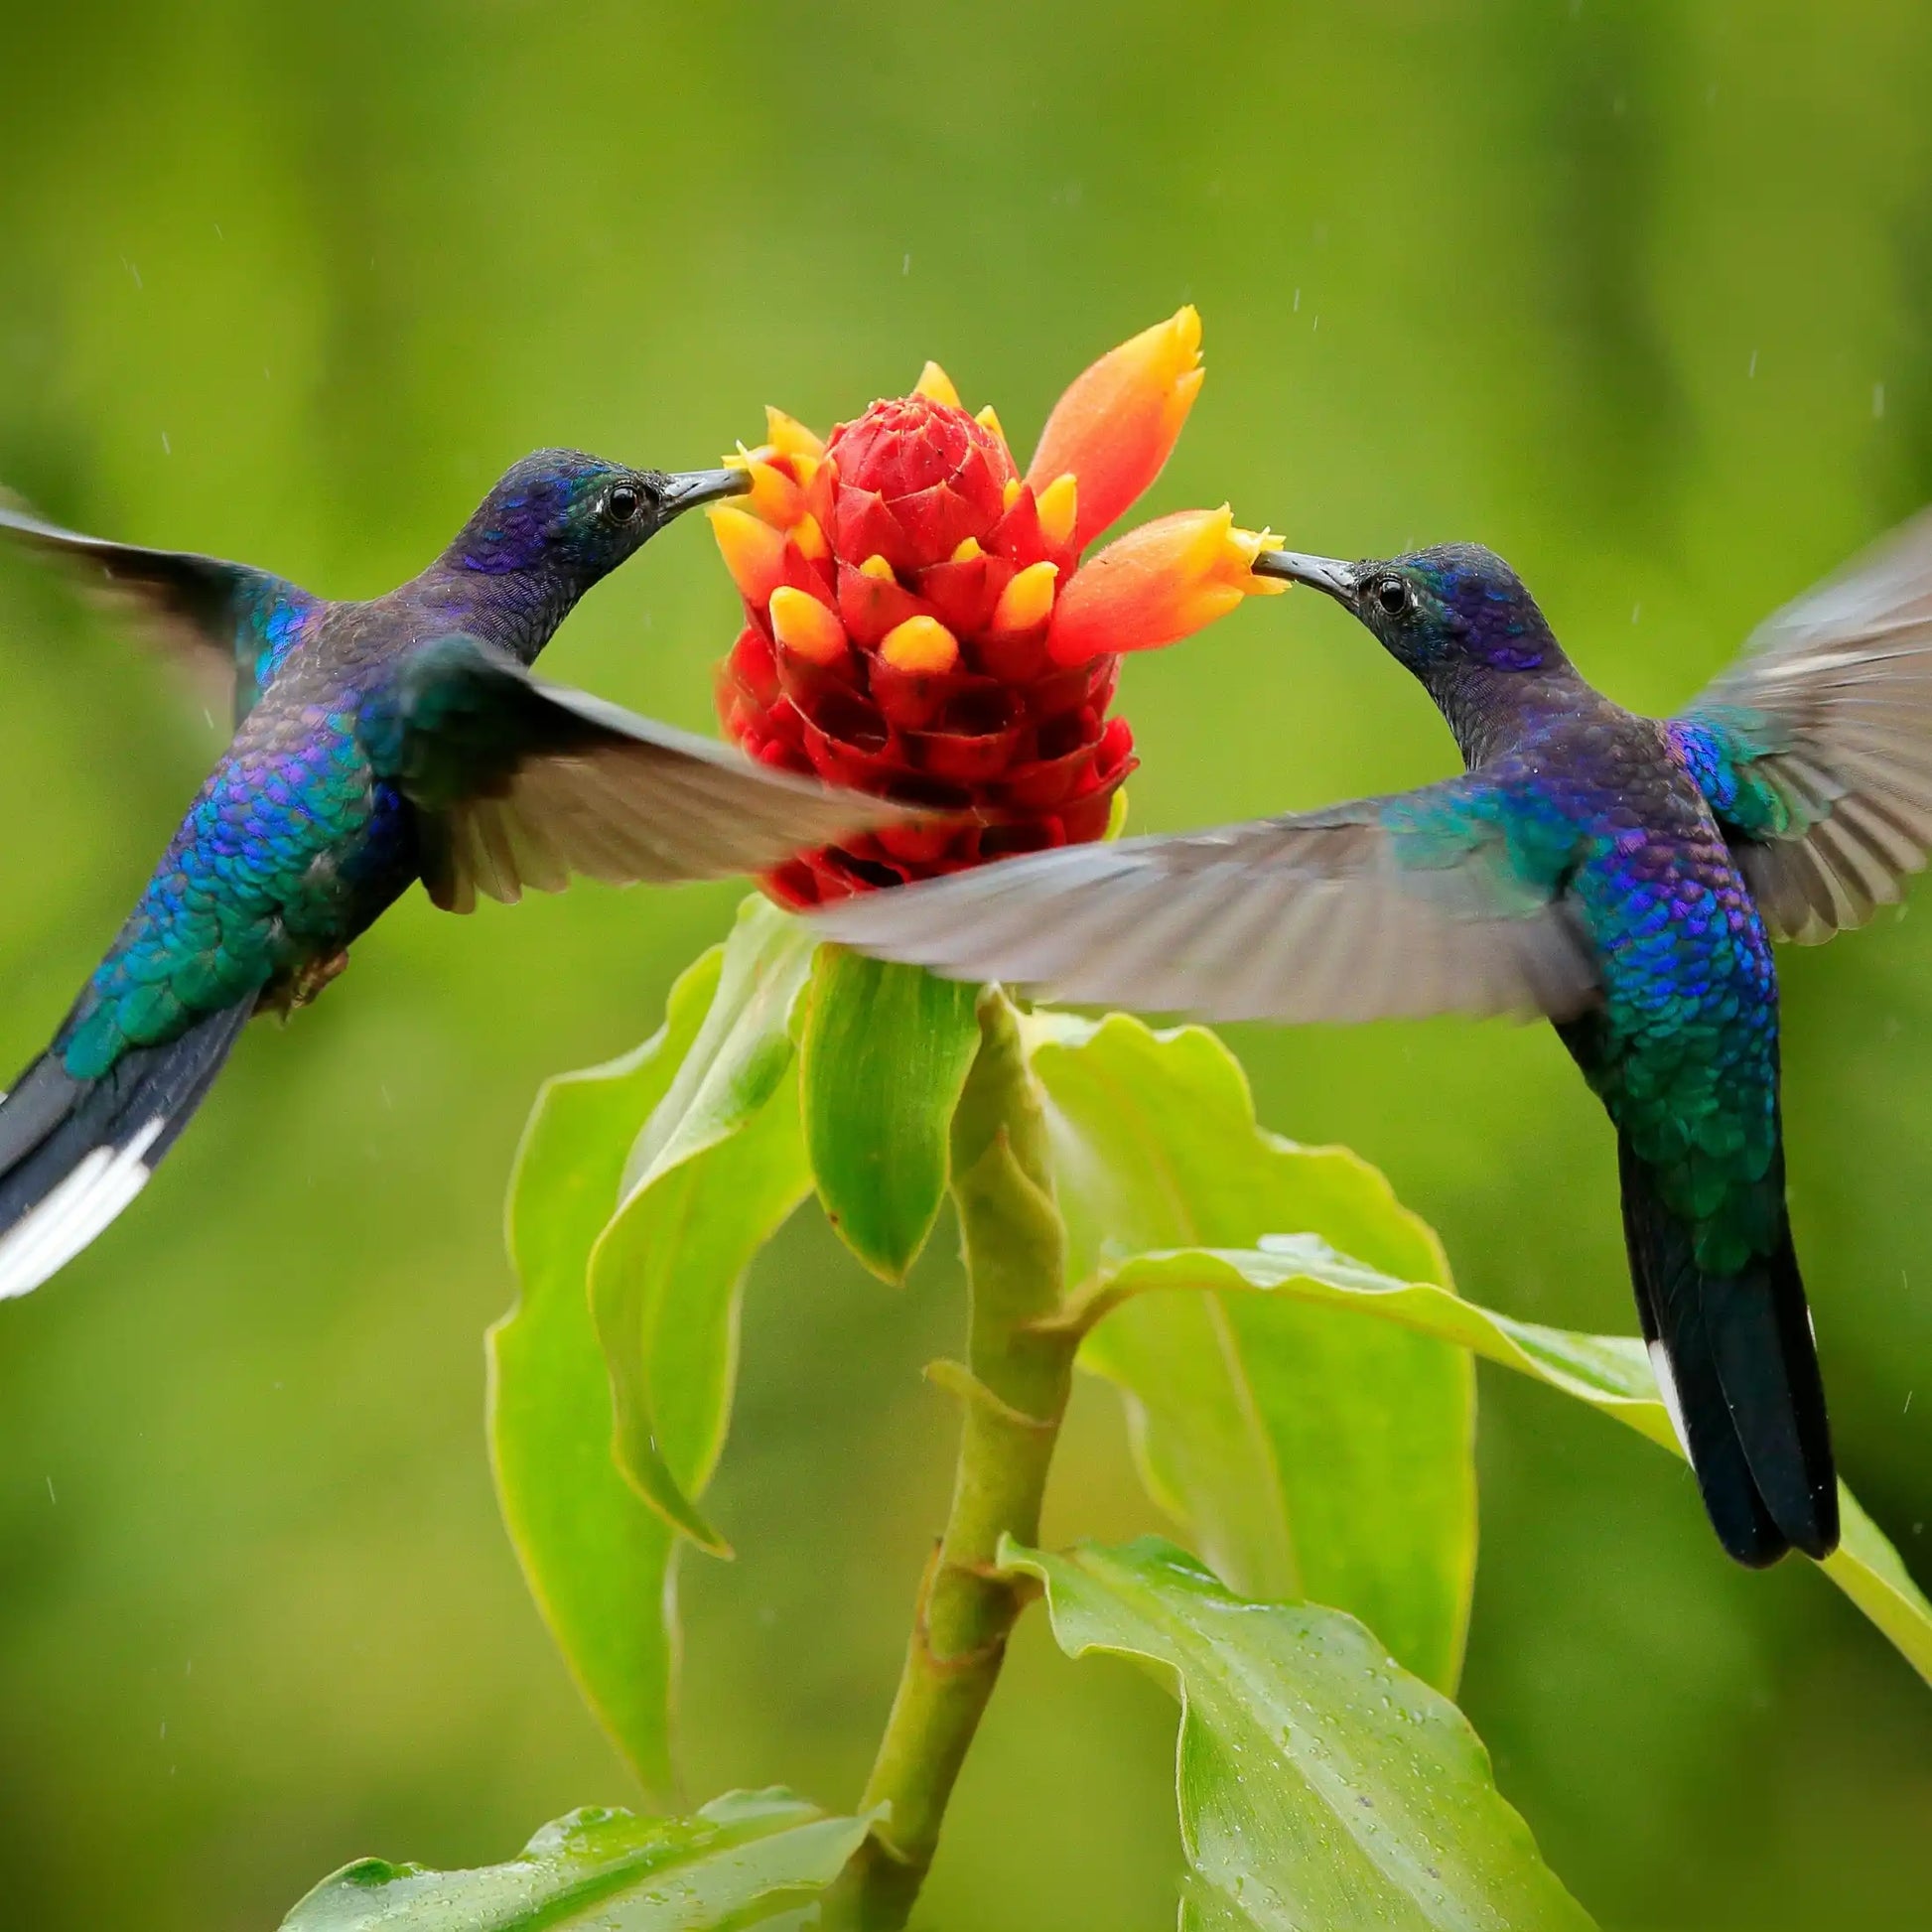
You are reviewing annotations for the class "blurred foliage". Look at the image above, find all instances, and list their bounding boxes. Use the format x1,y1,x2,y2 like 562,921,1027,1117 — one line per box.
2,2,1931,1928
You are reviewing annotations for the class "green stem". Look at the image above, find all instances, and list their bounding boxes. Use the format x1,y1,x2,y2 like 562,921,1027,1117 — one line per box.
833,988,1076,1930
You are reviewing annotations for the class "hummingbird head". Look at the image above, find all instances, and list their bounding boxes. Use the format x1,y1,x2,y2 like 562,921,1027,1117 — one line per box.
1253,541,1565,679
446,450,747,589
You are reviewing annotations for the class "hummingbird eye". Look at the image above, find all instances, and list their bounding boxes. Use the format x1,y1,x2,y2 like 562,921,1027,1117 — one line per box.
1372,575,1413,618
604,482,643,526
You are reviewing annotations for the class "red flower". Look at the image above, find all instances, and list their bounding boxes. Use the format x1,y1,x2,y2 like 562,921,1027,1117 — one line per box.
711,311,1280,905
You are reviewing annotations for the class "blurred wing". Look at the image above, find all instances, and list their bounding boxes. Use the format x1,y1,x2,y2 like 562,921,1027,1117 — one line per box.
1680,507,1932,941
0,493,310,724
364,633,932,912
809,776,1599,1024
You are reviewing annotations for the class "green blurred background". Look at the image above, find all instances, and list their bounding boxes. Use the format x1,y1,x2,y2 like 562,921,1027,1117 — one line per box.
1,3,1929,1926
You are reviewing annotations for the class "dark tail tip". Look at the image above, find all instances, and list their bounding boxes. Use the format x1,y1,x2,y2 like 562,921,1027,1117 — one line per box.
0,999,253,1301
1618,1136,1838,1567
1704,1259,1840,1561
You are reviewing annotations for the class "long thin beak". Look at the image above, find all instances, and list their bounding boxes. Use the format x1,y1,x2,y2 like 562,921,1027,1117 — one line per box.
1252,549,1358,605
658,467,751,516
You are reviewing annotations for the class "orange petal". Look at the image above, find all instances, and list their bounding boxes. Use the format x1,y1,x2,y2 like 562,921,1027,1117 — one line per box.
1027,306,1204,550
878,614,960,673
769,585,849,664
710,505,788,606
764,405,826,459
1046,506,1279,665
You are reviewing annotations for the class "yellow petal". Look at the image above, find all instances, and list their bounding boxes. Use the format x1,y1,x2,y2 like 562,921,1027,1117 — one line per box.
764,406,826,459
859,552,897,581
975,403,1009,445
879,615,960,673
913,361,962,408
744,459,805,527
1036,473,1079,550
950,536,985,563
989,560,1058,634
1228,523,1288,595
768,586,848,664
1002,477,1024,511
792,512,830,562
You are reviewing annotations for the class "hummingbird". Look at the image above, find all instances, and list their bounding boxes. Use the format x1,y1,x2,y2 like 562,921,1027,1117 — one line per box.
0,451,918,1302
813,514,1932,1566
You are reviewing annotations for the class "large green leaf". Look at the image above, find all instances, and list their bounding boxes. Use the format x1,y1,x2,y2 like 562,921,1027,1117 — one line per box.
1020,1011,1475,1693
799,948,981,1283
1005,1538,1595,1932
489,944,727,1795
591,896,818,1554
280,1789,874,1931
1075,1235,1932,1688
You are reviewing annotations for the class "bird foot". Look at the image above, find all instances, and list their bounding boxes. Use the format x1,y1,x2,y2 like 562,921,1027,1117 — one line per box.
272,948,351,1019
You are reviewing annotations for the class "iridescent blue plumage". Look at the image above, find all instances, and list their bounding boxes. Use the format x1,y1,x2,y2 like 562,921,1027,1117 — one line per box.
64,677,404,1079
0,453,910,1301
241,581,323,711
1365,670,1785,1281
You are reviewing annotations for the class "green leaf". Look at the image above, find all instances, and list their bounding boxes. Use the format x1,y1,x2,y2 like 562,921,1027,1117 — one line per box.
1079,1235,1932,1689
490,943,726,1795
799,947,981,1283
1020,1011,1475,1693
591,897,818,1554
1004,1537,1595,1932
280,1789,874,1931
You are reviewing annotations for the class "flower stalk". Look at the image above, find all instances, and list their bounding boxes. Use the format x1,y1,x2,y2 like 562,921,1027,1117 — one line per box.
832,987,1077,1929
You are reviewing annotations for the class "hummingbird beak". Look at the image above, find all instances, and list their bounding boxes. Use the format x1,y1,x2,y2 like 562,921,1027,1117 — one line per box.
1252,549,1359,607
657,468,752,518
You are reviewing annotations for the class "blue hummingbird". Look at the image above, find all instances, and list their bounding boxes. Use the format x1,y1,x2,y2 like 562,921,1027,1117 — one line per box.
814,516,1932,1566
0,452,916,1300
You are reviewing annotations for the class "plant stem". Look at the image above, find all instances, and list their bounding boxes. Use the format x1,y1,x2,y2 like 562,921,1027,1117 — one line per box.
833,989,1076,1930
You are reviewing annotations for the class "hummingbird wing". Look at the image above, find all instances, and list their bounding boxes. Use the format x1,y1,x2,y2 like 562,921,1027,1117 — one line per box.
363,633,933,911
808,774,1599,1023
1679,506,1932,941
0,493,314,726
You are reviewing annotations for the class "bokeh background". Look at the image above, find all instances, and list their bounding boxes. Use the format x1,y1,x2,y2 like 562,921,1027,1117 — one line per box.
2,3,1930,1927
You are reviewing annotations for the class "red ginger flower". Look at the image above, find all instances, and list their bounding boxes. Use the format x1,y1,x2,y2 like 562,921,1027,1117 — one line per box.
711,308,1281,905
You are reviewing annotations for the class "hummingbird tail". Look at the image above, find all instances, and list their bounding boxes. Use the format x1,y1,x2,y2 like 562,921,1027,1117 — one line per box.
0,998,255,1302
1616,1133,1839,1567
